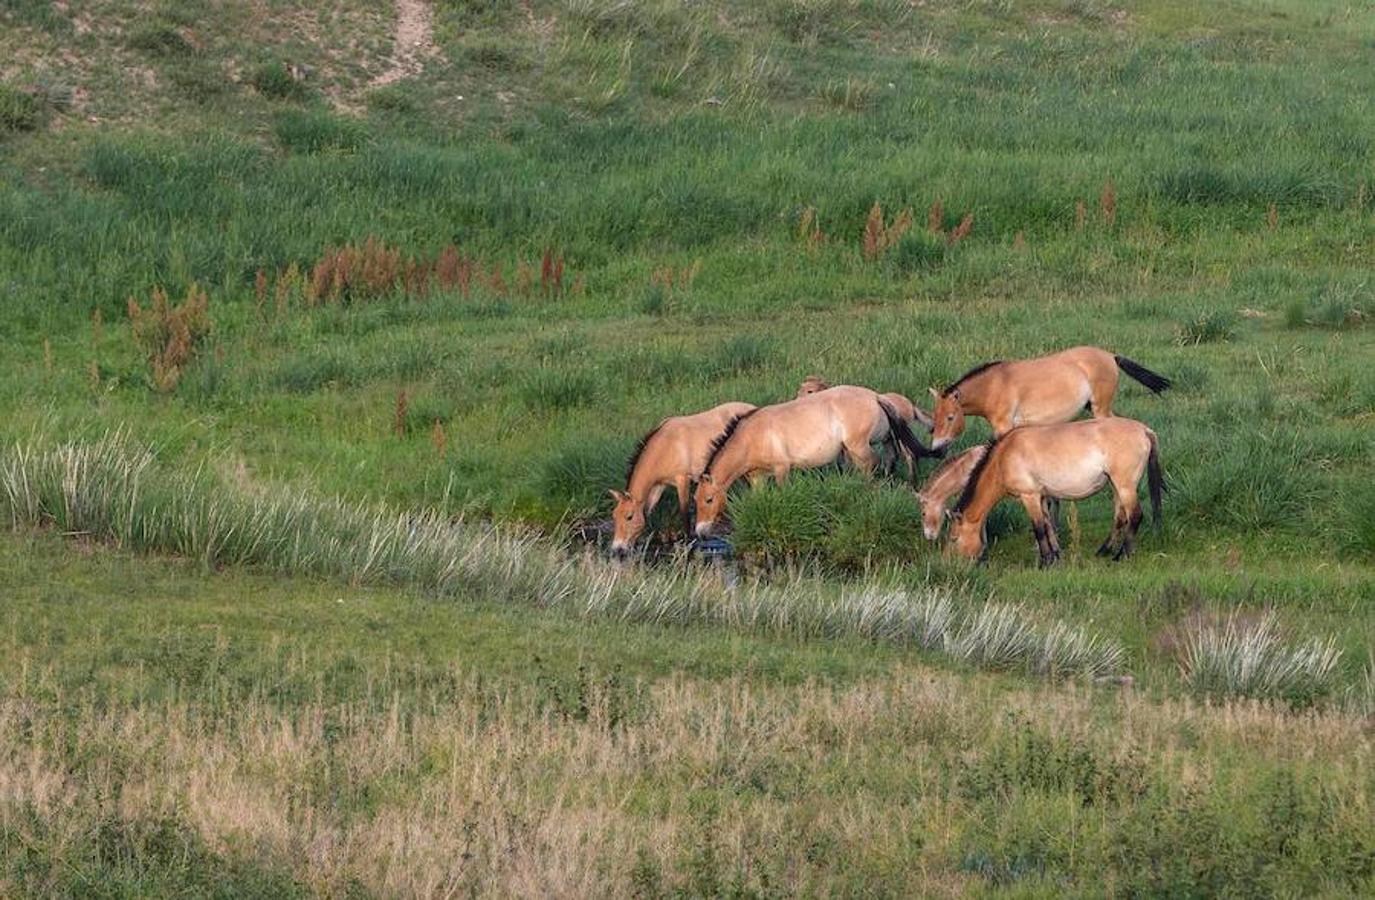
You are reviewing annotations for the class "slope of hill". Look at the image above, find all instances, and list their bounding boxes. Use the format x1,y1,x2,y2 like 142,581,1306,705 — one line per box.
1,1,1374,893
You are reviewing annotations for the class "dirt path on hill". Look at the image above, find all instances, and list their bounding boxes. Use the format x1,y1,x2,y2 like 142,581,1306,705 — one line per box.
371,0,437,87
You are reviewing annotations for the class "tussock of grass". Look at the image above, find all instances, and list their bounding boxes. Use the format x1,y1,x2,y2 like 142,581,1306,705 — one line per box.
1177,611,1343,706
0,83,44,133
0,435,1125,680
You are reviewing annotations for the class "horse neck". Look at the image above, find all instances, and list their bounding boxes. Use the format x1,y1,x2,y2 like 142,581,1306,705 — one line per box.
705,434,752,491
625,449,661,504
960,454,1004,526
927,462,969,506
955,369,997,414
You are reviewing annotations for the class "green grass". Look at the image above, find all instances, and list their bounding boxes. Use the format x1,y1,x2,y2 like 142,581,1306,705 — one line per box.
1,0,1374,892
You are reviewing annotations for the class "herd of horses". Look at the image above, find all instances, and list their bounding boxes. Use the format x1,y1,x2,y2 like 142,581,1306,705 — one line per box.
607,345,1171,567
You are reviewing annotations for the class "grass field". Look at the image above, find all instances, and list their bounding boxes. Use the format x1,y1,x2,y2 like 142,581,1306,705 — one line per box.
2,0,1374,894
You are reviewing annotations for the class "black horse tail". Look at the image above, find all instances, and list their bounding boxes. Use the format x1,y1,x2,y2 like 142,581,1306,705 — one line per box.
1115,355,1172,394
1146,429,1165,531
879,399,938,485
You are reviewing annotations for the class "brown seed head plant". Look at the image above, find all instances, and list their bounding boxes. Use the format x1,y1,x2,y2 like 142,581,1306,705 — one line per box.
927,199,945,236
126,283,212,393
863,202,914,261
1267,204,1279,230
1100,177,1117,228
947,212,974,247
1075,199,1087,231
431,420,447,458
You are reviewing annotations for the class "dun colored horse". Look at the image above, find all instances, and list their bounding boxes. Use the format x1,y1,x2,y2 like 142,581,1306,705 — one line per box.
693,387,935,538
796,377,934,430
797,376,934,479
928,346,1171,451
609,401,756,559
915,444,988,541
949,417,1163,566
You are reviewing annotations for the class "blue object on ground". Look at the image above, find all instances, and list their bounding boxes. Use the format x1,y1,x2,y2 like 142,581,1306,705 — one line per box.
694,536,733,560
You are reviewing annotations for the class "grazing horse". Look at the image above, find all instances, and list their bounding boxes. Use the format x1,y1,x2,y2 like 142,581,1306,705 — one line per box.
928,346,1171,451
693,387,935,538
609,401,756,559
796,377,934,431
915,444,988,541
797,376,935,479
948,417,1163,567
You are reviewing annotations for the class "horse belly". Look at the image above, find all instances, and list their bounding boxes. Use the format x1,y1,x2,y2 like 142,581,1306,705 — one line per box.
1036,456,1108,500
781,428,845,469
1017,381,1092,427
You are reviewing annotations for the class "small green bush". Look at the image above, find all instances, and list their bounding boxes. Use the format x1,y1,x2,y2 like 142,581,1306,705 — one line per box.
1170,431,1321,531
366,85,417,114
888,230,947,274
731,473,924,570
0,84,44,133
1176,310,1235,345
128,22,193,57
518,367,601,411
712,335,775,377
535,435,631,516
274,109,368,154
250,61,308,101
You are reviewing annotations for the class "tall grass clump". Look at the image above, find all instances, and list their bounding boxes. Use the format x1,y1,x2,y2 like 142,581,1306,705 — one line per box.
249,60,309,101
1177,611,1343,706
0,83,45,133
0,436,1126,681
274,109,368,153
1170,431,1320,531
1176,310,1236,345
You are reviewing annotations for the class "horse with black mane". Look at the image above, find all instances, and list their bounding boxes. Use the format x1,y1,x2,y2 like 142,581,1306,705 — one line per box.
693,387,936,538
609,401,756,559
948,417,1163,566
929,346,1171,451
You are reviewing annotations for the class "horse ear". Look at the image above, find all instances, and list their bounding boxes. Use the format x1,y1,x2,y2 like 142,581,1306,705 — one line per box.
608,488,626,502
699,473,713,485
928,386,941,401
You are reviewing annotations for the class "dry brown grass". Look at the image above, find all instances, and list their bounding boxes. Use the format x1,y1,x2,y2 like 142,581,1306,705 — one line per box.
1,658,1368,897
126,282,211,392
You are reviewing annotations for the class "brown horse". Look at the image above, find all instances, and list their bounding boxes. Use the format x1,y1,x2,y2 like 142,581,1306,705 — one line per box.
916,444,988,541
609,401,756,558
949,417,1163,566
693,387,935,537
928,346,1170,451
797,376,934,430
797,376,934,479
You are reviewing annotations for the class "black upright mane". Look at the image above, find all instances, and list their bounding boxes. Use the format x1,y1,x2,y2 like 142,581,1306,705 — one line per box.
953,436,1001,514
624,420,667,486
944,360,1004,396
702,410,759,478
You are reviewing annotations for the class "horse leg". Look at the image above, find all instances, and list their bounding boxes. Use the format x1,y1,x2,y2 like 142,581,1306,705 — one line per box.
674,474,692,538
1019,493,1058,567
772,465,791,485
1090,370,1117,418
844,441,879,478
1112,485,1144,561
643,483,667,537
747,470,768,489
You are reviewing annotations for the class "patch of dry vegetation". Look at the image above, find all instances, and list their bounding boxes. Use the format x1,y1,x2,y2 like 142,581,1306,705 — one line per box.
1,657,1370,895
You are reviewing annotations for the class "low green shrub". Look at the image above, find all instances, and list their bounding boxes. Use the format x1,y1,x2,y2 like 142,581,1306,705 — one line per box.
250,61,308,101
274,109,368,154
0,84,44,133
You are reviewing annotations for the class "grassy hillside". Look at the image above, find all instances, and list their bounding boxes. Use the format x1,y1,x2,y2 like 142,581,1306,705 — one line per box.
2,0,1374,894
